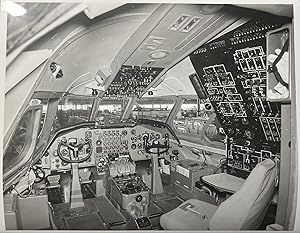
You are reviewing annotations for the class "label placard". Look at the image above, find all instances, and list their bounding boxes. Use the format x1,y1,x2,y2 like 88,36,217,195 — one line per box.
176,165,190,178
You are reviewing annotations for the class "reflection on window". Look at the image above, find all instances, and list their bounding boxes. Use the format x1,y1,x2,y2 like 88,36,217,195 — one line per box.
96,98,124,122
51,96,93,136
173,98,225,143
204,118,225,143
3,110,32,172
131,97,175,122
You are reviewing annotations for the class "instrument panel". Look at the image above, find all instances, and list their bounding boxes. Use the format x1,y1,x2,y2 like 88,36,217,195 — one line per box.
41,125,167,174
190,14,290,178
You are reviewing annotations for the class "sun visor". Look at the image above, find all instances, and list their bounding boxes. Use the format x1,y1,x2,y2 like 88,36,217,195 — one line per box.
5,50,52,93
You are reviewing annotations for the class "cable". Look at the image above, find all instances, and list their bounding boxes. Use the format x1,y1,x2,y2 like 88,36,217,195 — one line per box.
268,38,289,88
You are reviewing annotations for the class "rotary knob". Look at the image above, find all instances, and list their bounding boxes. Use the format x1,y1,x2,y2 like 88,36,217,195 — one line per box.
136,195,143,202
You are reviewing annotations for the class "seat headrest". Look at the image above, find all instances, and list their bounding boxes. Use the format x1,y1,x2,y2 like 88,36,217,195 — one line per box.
209,159,277,230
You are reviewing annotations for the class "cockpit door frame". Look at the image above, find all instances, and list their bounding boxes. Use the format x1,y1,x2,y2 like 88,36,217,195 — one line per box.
276,19,296,230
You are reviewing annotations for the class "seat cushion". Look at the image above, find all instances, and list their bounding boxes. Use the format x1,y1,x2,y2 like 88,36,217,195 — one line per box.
209,159,277,230
160,199,218,230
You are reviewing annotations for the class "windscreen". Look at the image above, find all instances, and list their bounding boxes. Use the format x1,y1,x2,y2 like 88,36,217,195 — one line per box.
50,96,93,137
131,96,176,122
95,98,124,122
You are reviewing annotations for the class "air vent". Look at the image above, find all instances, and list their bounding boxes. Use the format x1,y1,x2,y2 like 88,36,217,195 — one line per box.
169,14,191,31
181,17,202,33
146,37,166,45
142,60,156,67
149,50,168,59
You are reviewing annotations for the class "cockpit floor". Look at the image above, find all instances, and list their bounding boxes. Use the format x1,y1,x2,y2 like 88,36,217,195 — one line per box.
50,188,183,230
49,173,186,230
64,213,106,230
51,196,127,230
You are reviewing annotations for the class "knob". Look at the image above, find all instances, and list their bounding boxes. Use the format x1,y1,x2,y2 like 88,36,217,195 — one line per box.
126,183,134,190
136,195,143,202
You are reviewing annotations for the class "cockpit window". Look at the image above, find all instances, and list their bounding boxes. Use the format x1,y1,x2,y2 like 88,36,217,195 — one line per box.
131,96,176,122
203,117,225,143
50,96,93,136
173,98,225,143
96,98,124,122
173,98,206,134
3,110,33,172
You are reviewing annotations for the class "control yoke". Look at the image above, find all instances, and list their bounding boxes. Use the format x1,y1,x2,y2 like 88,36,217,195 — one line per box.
57,138,92,209
143,133,169,155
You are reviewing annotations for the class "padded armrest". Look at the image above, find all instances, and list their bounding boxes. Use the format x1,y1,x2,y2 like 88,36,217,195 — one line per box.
202,173,245,193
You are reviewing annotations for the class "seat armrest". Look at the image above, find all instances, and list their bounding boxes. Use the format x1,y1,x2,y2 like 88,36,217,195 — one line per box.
202,173,245,193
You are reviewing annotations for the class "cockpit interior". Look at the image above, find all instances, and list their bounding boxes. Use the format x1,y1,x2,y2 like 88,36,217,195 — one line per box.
2,2,297,231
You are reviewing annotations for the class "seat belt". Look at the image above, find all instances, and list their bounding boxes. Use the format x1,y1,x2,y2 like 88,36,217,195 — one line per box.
267,39,289,89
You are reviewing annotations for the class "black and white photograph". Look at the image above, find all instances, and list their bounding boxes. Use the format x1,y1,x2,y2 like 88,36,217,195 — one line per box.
1,1,299,231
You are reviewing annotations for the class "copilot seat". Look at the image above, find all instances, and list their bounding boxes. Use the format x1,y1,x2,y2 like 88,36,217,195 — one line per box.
160,159,277,230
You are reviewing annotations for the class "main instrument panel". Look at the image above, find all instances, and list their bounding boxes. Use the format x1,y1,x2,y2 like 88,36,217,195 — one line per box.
190,14,290,178
41,125,167,174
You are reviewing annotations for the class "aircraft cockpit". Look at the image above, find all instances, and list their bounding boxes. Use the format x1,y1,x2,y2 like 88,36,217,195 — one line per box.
2,2,296,231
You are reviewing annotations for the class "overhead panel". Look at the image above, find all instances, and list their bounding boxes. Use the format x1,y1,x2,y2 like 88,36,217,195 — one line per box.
124,4,241,68
105,4,245,99
104,65,163,98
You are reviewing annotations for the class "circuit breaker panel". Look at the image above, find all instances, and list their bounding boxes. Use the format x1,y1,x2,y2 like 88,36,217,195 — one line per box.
104,65,163,98
189,14,290,178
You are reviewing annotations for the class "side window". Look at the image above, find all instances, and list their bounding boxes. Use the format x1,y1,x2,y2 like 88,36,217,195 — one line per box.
3,106,42,179
131,96,176,122
203,117,225,143
3,110,33,171
173,98,208,134
173,98,225,143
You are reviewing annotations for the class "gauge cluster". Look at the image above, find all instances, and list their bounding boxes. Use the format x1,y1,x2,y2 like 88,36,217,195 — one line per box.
41,126,167,174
